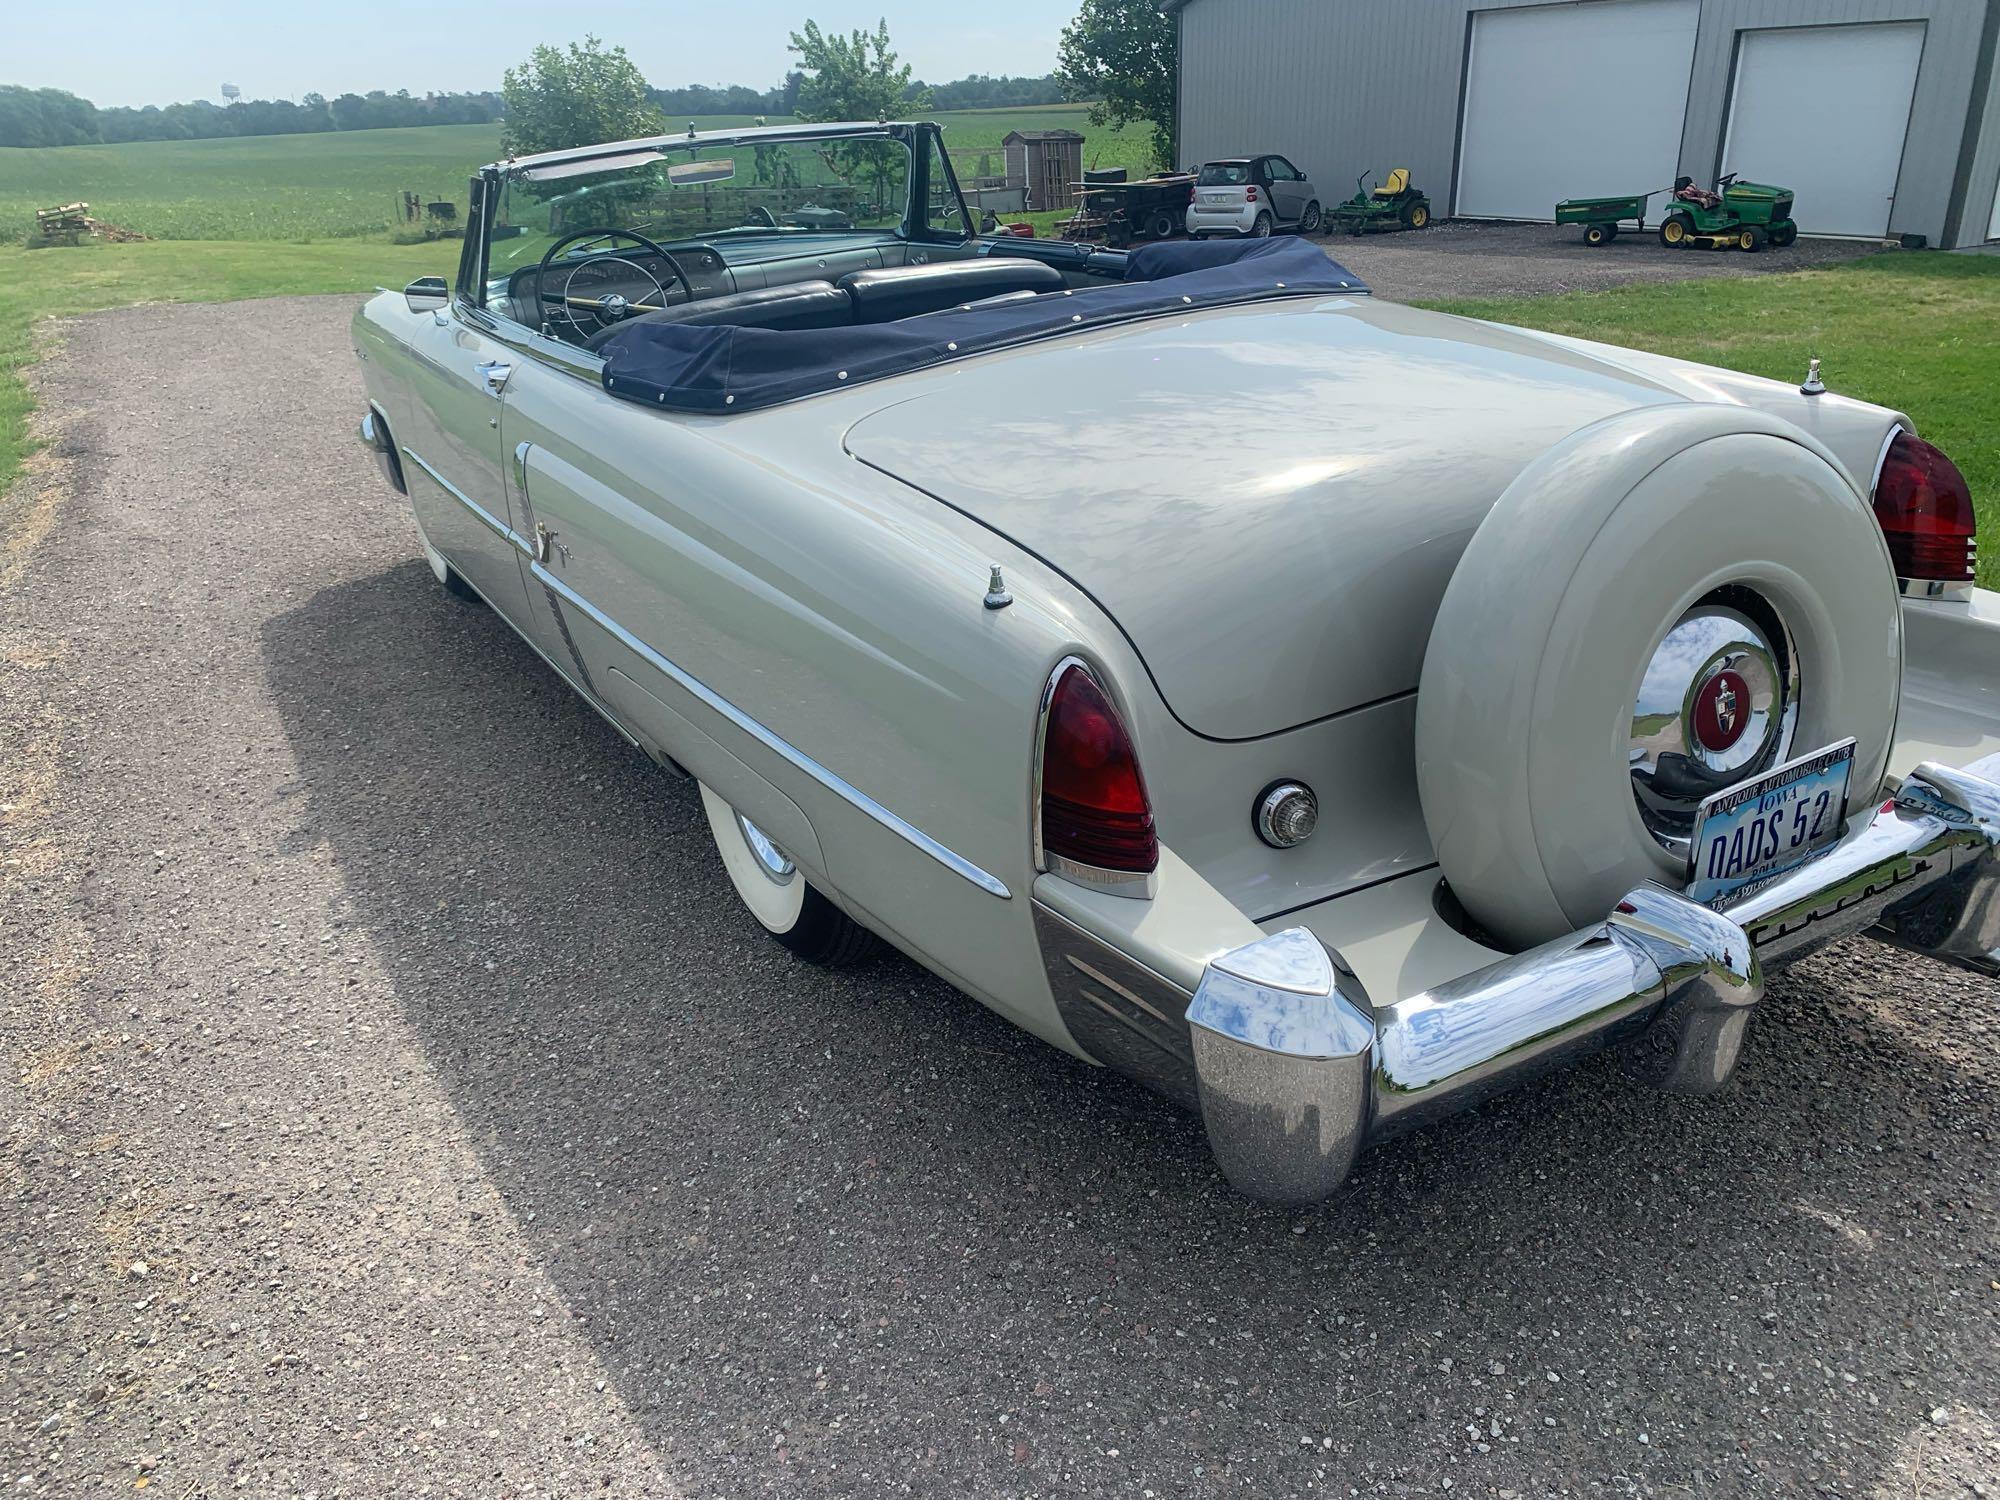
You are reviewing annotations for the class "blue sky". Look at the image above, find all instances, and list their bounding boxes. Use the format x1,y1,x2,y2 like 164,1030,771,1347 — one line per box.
9,1,1081,109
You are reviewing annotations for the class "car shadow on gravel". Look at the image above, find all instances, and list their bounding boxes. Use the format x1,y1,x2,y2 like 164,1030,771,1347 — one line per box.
261,564,1997,1494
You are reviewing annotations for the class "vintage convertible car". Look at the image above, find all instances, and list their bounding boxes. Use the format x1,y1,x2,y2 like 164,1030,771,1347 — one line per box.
352,121,2000,1203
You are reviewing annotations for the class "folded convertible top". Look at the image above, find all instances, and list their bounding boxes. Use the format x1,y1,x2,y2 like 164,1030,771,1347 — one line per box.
597,236,1366,415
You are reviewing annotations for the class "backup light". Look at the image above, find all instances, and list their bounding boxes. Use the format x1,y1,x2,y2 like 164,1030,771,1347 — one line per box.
1255,782,1319,849
1874,431,1976,587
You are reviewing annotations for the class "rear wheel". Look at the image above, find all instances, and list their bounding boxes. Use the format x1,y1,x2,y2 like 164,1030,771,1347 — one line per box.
1404,201,1431,229
1145,207,1177,240
1251,211,1274,238
1299,200,1323,234
698,784,881,965
1583,223,1611,247
1659,215,1690,247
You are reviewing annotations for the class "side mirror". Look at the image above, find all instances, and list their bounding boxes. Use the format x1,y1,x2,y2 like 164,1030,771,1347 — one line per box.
404,276,449,314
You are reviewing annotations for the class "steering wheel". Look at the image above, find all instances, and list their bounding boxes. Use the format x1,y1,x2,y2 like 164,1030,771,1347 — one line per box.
534,228,694,339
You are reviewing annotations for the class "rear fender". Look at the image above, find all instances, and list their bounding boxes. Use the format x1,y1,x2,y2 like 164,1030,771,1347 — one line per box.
1892,591,2000,777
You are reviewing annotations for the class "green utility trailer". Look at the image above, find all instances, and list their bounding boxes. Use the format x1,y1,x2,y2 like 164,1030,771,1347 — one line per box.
1327,169,1432,234
1656,175,1798,251
1554,192,1650,246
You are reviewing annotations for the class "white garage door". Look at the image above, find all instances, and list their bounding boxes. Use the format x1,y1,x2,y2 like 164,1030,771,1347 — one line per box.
1721,24,1925,239
1457,0,1699,220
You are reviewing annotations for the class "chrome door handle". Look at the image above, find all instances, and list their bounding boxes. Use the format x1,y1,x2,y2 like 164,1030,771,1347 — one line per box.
475,360,513,395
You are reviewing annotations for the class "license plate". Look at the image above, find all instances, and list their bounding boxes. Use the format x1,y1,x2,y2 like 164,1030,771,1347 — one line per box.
1686,739,1855,907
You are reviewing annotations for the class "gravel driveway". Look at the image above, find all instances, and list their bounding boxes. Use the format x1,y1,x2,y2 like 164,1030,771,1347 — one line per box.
1310,221,1883,302
2,297,1995,1498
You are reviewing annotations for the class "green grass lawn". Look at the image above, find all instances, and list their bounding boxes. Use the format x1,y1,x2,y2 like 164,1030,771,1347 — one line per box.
0,109,1159,245
1423,253,2000,589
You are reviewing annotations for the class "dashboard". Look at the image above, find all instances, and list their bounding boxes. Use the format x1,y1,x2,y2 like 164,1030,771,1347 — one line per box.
497,233,917,332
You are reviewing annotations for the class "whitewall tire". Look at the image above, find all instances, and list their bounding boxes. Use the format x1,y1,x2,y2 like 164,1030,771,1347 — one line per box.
698,784,881,965
1415,405,1901,950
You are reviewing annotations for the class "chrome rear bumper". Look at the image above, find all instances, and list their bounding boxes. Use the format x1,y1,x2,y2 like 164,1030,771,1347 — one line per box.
1185,753,2000,1204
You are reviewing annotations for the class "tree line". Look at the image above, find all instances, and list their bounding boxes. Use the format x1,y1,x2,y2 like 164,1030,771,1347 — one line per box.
0,69,1074,150
0,84,505,147
647,71,1066,118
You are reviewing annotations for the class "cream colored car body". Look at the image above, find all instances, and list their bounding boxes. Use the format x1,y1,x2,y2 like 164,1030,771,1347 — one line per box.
352,129,2000,1199
354,284,1995,1035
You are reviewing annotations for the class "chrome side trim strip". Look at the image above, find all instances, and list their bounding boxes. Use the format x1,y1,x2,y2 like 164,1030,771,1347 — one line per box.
532,561,1012,900
400,448,534,558
425,551,644,756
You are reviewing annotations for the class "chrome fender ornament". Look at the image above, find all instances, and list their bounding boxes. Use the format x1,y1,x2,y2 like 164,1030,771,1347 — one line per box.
983,563,1012,610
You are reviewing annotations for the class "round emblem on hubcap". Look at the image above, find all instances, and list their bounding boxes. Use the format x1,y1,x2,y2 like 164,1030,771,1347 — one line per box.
1691,667,1751,753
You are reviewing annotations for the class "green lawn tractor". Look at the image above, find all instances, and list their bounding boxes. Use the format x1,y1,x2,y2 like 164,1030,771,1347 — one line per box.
1656,174,1798,251
1327,169,1432,235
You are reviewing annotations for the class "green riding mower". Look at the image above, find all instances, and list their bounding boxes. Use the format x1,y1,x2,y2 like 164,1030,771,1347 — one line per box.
1327,169,1432,234
1556,174,1799,251
1656,174,1798,251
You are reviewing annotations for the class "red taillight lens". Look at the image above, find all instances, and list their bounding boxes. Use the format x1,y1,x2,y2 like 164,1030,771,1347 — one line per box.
1874,431,1976,583
1245,185,1259,202
1039,665,1157,875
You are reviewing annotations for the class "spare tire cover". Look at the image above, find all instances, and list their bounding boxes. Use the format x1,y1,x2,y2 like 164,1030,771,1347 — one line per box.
1415,403,1901,950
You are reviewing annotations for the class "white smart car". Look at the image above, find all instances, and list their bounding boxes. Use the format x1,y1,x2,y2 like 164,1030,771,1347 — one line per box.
1186,154,1323,237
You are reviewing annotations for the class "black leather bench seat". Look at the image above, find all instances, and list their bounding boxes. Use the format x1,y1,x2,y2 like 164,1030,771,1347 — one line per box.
585,281,850,349
590,256,1071,350
838,259,1065,322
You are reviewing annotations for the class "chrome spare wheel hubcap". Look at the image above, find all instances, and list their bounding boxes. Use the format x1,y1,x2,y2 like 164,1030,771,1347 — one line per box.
734,812,796,883
1630,594,1799,853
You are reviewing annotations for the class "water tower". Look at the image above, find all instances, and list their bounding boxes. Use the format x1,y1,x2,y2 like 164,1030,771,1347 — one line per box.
221,83,241,103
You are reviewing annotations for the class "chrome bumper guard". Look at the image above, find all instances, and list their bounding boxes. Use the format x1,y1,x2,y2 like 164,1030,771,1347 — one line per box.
1188,754,2000,1205
356,409,404,494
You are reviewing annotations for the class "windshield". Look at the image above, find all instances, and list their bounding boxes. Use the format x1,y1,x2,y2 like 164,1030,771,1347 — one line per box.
485,133,959,293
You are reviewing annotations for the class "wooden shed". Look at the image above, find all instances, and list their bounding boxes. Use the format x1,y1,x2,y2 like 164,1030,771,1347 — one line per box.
1003,129,1085,212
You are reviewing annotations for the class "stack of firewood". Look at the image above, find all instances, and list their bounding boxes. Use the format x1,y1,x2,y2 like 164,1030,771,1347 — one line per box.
32,202,92,246
28,202,150,248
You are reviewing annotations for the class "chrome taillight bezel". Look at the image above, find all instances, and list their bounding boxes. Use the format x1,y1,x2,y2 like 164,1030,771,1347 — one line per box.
1872,424,1976,603
1032,656,1158,899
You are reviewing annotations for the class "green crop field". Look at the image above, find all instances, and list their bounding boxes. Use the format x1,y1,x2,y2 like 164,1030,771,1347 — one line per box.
0,106,1156,244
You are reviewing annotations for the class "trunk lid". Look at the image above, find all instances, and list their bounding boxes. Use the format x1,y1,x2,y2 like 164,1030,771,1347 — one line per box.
843,295,1683,739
